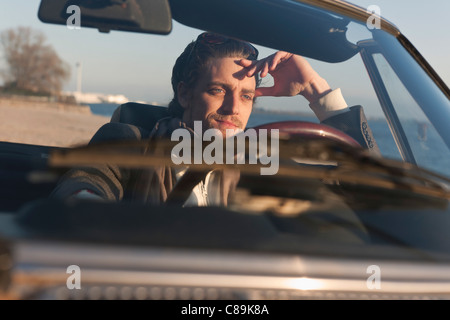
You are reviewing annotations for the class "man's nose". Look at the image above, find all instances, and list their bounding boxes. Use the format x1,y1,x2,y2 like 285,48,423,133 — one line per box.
221,93,240,115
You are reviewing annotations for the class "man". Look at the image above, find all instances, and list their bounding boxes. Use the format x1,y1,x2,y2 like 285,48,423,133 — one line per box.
51,32,379,205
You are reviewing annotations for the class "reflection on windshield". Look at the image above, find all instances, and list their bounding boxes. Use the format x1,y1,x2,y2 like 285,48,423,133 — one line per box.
372,53,450,178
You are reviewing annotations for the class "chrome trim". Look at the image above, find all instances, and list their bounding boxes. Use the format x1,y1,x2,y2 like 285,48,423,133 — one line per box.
5,240,450,299
11,268,450,294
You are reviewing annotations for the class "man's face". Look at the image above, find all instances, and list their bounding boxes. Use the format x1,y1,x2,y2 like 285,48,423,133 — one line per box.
180,57,256,136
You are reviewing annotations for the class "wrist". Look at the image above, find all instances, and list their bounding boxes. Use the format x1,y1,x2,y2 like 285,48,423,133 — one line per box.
309,88,349,122
300,76,332,104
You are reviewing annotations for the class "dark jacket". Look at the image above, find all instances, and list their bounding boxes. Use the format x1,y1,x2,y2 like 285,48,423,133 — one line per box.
50,104,379,204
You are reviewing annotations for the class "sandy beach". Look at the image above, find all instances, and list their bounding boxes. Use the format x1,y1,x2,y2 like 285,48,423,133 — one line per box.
0,98,109,147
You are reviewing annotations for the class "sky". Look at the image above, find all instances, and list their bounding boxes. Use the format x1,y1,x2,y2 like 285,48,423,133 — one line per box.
0,0,449,105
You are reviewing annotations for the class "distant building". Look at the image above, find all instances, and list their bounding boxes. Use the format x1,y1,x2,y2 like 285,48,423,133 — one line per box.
63,91,129,105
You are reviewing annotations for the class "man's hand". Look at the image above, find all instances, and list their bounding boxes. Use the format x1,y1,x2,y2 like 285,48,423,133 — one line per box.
237,51,332,104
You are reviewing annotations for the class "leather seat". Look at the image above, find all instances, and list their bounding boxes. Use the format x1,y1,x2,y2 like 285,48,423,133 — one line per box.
110,102,170,131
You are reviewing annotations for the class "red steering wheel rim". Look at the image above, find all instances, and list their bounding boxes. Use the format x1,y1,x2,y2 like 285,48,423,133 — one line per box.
251,121,362,148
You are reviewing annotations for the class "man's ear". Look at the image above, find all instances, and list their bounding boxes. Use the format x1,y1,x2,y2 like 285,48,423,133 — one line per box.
177,82,189,109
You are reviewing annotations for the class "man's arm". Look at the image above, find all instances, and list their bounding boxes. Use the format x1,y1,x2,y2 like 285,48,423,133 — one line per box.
50,122,149,200
309,88,380,155
238,52,380,155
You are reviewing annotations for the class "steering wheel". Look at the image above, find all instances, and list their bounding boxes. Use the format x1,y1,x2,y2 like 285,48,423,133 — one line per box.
250,121,362,148
165,121,361,206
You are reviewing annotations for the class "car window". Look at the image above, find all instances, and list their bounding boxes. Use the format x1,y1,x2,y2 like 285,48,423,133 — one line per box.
373,53,450,177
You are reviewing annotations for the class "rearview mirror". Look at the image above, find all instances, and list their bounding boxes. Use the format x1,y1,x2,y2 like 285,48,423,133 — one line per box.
38,0,172,34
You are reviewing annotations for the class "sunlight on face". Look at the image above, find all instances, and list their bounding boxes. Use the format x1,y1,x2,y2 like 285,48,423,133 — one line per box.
182,57,256,136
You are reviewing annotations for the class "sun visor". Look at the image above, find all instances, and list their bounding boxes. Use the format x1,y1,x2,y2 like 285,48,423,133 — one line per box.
170,0,359,63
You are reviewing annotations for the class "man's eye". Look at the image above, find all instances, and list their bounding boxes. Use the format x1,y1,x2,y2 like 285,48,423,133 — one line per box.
242,94,253,101
209,88,224,94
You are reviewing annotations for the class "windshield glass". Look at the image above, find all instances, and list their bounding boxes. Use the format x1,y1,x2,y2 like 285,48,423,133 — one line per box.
2,2,449,176
1,0,450,264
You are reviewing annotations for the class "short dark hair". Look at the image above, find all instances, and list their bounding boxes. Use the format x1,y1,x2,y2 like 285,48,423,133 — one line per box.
168,33,261,118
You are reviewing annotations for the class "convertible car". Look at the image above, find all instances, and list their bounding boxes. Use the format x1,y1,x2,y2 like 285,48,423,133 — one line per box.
0,0,450,303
